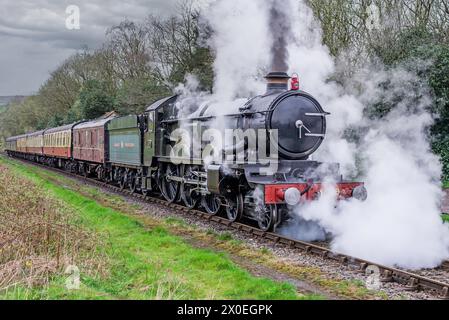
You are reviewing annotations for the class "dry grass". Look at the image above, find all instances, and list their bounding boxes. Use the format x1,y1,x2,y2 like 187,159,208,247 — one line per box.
0,166,106,292
0,159,301,300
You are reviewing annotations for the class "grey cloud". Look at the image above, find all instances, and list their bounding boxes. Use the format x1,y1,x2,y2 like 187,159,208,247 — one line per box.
0,0,177,95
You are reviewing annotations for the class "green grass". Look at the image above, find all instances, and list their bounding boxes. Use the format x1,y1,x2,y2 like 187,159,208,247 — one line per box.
443,214,449,223
217,232,234,241
0,158,306,300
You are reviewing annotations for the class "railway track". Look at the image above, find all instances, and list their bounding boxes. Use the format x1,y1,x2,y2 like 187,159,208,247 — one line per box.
3,154,449,299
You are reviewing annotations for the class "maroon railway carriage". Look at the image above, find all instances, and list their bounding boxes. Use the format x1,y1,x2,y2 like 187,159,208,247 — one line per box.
72,118,113,175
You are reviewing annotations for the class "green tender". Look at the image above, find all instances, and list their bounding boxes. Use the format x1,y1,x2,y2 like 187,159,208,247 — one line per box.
108,115,142,166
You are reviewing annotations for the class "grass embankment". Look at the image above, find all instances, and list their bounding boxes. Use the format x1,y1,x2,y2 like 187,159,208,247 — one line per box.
1,156,390,300
0,157,303,300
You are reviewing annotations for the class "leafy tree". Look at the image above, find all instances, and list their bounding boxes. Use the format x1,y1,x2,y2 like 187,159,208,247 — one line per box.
428,46,449,138
371,27,433,66
64,100,84,124
78,80,116,119
432,139,449,181
115,78,171,115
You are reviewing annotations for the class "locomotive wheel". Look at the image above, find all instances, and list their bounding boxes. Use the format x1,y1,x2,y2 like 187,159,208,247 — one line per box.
119,176,126,190
106,170,113,183
225,194,243,222
142,189,150,198
201,194,221,215
118,170,126,190
258,205,277,232
181,165,199,209
161,164,180,203
97,167,105,181
127,172,137,193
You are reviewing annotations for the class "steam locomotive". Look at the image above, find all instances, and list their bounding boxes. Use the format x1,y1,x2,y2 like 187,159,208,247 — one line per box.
5,72,367,231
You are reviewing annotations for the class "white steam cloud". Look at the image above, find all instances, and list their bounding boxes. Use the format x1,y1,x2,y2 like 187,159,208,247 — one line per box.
202,0,271,100
278,0,449,269
194,0,449,269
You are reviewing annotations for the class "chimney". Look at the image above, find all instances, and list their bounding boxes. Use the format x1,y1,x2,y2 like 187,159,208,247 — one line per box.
265,71,290,93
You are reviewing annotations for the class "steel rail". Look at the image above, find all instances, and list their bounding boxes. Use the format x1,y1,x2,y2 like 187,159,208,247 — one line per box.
3,154,449,299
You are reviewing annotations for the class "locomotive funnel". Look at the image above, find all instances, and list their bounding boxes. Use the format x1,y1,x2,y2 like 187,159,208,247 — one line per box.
265,71,290,93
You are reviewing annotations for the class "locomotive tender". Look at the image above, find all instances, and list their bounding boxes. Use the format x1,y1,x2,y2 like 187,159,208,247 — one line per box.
5,72,367,231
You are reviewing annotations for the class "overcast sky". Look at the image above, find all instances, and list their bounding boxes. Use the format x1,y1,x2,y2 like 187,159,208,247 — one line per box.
0,0,177,96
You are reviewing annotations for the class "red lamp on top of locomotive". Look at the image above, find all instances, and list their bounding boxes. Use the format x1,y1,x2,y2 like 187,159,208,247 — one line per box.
290,73,300,91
